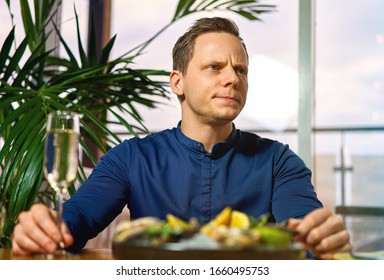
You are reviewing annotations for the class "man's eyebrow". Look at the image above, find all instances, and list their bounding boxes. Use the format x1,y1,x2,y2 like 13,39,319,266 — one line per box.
233,62,248,68
203,59,224,64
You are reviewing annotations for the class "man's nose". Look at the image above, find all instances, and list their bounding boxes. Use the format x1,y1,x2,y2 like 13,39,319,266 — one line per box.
223,67,240,88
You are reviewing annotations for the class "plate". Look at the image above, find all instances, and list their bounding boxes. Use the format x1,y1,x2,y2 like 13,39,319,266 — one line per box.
112,241,306,260
352,250,384,260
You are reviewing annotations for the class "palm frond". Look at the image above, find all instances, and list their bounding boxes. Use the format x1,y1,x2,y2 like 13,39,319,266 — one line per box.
172,0,276,21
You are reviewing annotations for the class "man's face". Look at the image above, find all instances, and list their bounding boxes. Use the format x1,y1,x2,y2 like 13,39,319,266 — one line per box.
178,32,249,126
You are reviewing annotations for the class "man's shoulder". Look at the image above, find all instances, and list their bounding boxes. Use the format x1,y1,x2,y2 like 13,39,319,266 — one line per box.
103,128,177,160
236,130,300,164
121,127,176,146
234,129,292,158
237,129,283,147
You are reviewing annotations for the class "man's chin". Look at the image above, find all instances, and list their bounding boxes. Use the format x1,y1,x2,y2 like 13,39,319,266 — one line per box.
218,109,241,121
212,113,240,125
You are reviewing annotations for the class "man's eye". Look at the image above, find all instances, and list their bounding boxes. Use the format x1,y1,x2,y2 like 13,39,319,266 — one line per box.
208,65,219,71
237,68,247,76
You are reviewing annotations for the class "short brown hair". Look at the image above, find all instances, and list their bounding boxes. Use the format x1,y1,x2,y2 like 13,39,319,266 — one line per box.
172,17,248,74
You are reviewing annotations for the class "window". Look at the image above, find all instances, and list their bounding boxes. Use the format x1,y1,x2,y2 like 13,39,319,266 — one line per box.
315,0,384,210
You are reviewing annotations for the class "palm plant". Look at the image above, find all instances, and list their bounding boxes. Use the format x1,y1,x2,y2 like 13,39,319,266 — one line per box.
0,0,275,248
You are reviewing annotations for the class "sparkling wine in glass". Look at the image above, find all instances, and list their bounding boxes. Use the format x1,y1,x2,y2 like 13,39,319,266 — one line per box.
44,111,79,255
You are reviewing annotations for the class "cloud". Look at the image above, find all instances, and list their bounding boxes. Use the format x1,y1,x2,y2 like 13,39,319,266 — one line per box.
242,54,298,131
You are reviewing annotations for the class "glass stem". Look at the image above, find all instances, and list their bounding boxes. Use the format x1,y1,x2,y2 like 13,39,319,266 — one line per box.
56,189,65,249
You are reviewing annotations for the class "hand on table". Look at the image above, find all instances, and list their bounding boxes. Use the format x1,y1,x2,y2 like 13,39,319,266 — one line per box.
288,208,352,259
12,204,74,255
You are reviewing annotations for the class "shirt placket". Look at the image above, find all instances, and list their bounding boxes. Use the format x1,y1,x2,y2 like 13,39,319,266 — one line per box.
200,153,212,224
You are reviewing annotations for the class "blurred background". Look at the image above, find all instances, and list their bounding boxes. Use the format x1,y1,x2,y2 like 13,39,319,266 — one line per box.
1,0,384,250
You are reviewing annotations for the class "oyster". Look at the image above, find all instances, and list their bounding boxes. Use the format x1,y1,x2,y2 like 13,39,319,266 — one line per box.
113,217,162,243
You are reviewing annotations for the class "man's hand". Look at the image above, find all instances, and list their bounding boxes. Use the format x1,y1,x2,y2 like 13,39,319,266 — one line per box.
12,203,74,255
288,208,352,259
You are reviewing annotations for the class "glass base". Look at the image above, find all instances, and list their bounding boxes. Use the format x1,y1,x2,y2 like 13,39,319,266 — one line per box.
35,243,75,260
36,250,75,260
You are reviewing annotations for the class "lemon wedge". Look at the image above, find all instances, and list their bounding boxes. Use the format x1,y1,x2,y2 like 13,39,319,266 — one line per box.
200,206,232,234
229,210,250,229
166,213,188,231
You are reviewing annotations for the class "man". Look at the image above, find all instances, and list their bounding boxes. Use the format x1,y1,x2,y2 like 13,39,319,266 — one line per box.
12,17,351,259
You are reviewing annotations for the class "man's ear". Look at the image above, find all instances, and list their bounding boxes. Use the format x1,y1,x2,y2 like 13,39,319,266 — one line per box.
170,70,183,97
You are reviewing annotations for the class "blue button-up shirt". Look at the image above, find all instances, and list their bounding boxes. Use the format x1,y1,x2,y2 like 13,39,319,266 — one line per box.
63,123,322,251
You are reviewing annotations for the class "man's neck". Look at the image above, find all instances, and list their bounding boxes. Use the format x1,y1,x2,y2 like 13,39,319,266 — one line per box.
180,120,233,153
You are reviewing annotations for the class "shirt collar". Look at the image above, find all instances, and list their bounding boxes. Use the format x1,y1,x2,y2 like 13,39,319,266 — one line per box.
175,121,238,158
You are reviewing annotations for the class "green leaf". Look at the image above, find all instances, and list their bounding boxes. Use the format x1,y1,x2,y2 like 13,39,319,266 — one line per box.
20,0,37,50
231,9,259,20
173,0,196,20
0,100,43,182
0,27,16,71
99,34,117,65
12,48,51,87
49,19,79,69
8,115,45,214
87,12,98,66
0,97,41,139
74,7,89,67
172,0,275,22
79,137,98,167
2,36,29,83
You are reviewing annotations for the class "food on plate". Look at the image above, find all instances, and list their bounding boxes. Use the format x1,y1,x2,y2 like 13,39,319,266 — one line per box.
113,207,298,250
114,217,162,243
229,210,251,229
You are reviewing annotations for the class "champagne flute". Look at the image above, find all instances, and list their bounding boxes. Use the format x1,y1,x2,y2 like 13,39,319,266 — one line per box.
44,111,79,255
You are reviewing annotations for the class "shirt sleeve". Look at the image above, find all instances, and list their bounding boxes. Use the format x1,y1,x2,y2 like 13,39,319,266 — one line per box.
271,143,323,222
62,141,131,252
